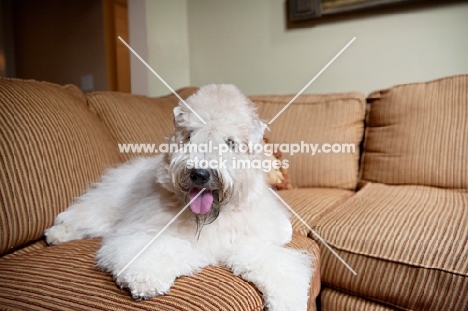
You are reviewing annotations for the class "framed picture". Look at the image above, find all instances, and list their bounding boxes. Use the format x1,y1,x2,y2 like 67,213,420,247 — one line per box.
288,0,447,21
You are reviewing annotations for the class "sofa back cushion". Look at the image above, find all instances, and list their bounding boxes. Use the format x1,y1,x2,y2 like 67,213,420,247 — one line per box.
361,75,468,189
0,78,121,255
86,88,198,162
250,93,366,190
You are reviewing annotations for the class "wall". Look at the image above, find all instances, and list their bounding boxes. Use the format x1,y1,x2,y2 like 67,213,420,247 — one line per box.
130,0,191,97
13,0,108,91
128,0,149,95
187,0,468,95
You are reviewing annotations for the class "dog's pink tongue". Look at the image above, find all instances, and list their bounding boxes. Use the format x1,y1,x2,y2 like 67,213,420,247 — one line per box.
189,189,213,215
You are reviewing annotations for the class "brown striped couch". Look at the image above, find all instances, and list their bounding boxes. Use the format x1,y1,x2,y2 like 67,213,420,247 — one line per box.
0,74,467,311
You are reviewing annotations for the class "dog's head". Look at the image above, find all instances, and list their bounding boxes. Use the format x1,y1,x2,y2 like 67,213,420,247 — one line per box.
166,84,267,228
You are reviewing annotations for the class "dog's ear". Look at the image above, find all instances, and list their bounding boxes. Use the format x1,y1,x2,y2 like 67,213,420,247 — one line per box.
251,118,268,144
173,106,185,126
173,106,183,118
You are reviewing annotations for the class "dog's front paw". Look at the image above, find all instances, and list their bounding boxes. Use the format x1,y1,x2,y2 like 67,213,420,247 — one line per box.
115,269,176,301
44,224,80,245
262,286,309,311
261,266,311,311
241,248,312,311
264,293,308,311
118,278,170,301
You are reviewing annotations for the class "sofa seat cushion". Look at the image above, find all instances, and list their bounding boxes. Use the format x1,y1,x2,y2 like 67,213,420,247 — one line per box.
250,92,366,190
87,88,198,162
317,183,468,310
361,75,468,189
321,287,395,311
278,188,355,236
0,233,319,311
0,78,122,256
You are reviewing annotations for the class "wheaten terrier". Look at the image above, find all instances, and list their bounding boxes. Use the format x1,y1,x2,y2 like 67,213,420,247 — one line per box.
45,84,312,310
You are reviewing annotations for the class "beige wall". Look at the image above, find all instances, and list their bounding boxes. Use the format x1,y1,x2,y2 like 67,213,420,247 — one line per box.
129,1,468,96
128,0,149,95
129,0,190,97
13,0,108,91
187,0,468,95
144,0,191,97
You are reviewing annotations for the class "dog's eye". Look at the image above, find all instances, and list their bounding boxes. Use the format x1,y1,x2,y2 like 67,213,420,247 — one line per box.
226,138,235,150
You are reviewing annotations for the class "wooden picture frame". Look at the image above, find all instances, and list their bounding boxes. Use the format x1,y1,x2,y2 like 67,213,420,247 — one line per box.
288,0,446,21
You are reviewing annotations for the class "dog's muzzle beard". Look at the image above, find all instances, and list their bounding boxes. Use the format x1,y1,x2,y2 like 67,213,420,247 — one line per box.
174,168,232,238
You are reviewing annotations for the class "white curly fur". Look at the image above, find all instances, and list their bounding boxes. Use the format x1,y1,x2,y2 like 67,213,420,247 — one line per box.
45,84,313,310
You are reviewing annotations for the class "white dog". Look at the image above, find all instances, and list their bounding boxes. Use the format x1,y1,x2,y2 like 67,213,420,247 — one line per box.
45,84,312,310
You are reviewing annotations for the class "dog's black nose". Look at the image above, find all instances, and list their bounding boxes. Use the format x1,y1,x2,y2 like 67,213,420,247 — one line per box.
190,169,210,185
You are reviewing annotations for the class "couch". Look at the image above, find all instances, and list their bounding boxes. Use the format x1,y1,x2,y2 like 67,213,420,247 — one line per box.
0,74,466,310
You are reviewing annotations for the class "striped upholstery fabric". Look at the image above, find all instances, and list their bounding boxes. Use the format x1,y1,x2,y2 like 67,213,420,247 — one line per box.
250,93,366,190
321,288,395,311
3,240,47,257
0,78,122,256
278,188,354,236
0,233,319,311
287,233,321,311
361,75,468,189
317,183,468,311
87,88,198,162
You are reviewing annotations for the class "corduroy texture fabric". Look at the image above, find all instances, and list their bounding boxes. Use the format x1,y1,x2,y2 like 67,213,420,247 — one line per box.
317,183,468,311
87,88,198,162
361,75,468,189
0,78,122,256
278,188,354,236
0,233,319,311
321,288,395,311
287,233,321,311
250,93,366,190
